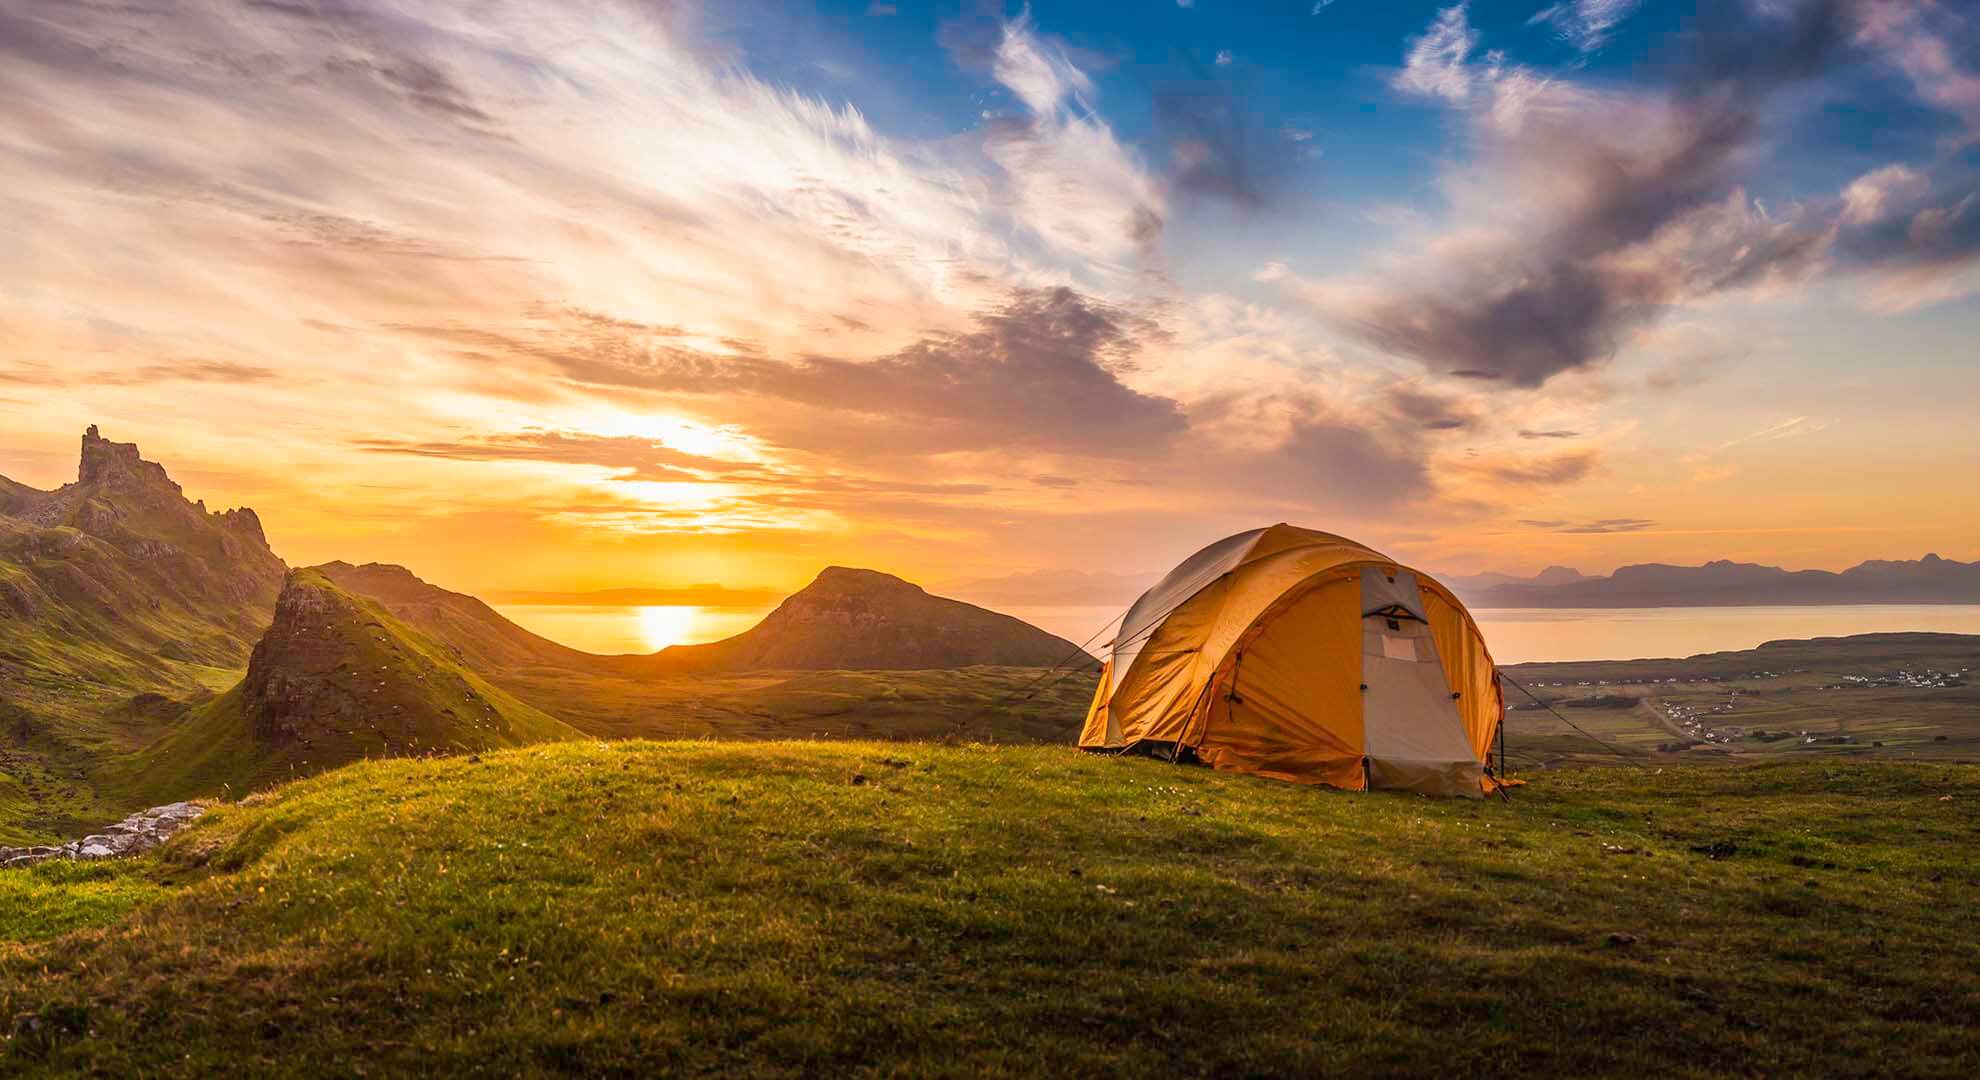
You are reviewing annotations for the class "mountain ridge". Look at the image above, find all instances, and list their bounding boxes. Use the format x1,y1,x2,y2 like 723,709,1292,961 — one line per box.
1453,554,1980,607
314,561,606,671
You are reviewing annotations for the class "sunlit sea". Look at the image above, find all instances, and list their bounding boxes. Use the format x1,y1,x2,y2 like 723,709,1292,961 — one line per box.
494,602,1980,665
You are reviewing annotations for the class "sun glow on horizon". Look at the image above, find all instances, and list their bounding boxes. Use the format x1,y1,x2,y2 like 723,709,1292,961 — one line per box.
637,605,702,651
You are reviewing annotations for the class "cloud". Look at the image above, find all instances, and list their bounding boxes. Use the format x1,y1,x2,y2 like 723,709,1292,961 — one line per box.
1841,164,1930,224
1518,429,1581,439
321,53,500,131
1394,4,1482,104
354,431,762,483
940,566,1156,606
992,12,1092,114
1247,415,1439,509
1387,386,1478,431
1715,416,1828,451
982,15,1165,260
399,288,1188,460
0,358,279,387
1520,517,1655,533
1466,449,1599,486
1830,161,1980,305
1530,1,1644,53
1855,0,1980,133
1326,1,1852,386
1152,61,1307,211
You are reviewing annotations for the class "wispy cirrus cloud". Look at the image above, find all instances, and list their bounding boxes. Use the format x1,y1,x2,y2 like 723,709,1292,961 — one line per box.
1530,1,1644,53
1393,4,1485,104
1520,517,1656,534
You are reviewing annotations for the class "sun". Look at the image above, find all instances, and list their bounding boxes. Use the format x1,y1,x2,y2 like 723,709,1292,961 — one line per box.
636,605,701,651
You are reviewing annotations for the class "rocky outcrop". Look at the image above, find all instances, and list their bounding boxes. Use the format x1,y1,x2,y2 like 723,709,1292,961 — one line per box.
228,568,579,751
0,802,205,868
76,425,181,497
0,426,287,648
243,573,377,740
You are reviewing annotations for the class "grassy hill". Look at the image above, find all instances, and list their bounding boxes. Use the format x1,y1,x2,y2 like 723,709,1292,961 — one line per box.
313,561,604,672
2,743,1975,1076
98,570,579,806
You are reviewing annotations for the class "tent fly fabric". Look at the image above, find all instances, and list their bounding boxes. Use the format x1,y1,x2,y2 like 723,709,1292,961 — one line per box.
1079,524,1506,798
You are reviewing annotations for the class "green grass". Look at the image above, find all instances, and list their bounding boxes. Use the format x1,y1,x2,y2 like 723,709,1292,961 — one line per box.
0,859,174,943
497,665,1096,744
3,743,1976,1076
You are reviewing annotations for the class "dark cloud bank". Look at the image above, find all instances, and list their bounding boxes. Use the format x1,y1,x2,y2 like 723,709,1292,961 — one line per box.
1345,0,1980,387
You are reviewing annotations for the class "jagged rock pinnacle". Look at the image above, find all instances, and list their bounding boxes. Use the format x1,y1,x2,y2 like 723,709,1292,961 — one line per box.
79,425,180,495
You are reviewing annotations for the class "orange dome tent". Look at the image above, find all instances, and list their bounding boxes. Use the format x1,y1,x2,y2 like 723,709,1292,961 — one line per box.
1079,524,1507,798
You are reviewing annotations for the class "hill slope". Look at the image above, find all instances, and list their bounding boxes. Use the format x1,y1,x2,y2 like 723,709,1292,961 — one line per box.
105,570,578,804
2,745,1975,1076
643,566,1090,672
313,561,601,671
0,427,287,838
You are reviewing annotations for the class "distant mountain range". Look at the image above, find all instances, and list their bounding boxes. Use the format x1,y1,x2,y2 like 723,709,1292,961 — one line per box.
1441,566,1595,593
1448,556,1980,608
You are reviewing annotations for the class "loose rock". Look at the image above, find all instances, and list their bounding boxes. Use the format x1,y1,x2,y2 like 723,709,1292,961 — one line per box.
0,801,207,869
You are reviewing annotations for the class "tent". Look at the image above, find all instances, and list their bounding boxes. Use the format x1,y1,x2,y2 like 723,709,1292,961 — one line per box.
1079,524,1507,798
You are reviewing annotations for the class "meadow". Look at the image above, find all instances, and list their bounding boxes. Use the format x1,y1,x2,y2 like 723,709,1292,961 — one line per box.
3,742,1975,1077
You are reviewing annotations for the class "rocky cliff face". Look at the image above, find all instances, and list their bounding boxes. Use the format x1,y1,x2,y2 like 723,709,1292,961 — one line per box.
0,426,286,629
646,566,1090,672
243,573,367,741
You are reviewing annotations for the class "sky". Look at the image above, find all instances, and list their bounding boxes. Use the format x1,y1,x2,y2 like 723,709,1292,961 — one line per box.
2,0,1978,605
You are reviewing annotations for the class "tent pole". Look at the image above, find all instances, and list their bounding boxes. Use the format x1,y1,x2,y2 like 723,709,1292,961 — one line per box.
1497,710,1506,778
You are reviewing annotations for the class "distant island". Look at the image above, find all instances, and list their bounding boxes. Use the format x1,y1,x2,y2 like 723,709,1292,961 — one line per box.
1447,555,1980,608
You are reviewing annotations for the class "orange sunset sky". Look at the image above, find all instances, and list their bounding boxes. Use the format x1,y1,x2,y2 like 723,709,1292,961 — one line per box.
2,0,1977,605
